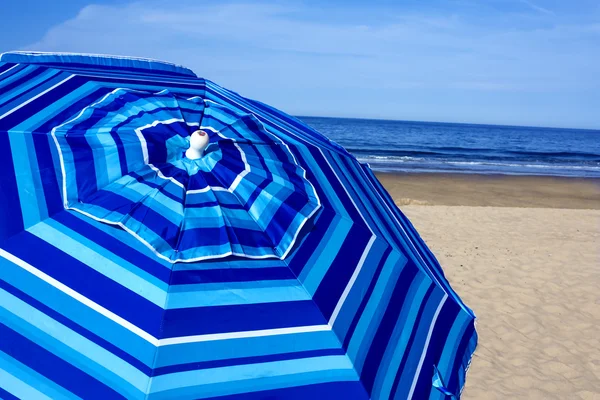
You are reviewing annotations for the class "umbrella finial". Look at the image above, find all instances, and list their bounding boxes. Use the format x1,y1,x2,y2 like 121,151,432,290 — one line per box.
186,130,209,159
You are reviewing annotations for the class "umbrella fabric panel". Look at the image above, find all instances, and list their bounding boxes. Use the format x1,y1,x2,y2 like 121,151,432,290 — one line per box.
1,51,197,78
50,86,321,262
0,54,476,399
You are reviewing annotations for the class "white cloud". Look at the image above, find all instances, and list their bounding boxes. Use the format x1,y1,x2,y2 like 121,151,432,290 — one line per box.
21,1,600,127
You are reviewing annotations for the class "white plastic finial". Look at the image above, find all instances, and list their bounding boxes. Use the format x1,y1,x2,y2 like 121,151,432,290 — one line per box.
185,130,209,160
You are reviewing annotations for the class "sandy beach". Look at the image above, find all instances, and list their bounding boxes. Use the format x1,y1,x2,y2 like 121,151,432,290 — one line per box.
378,173,600,399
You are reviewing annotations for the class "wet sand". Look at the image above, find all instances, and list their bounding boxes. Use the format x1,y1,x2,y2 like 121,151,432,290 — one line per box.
379,173,600,399
376,172,600,209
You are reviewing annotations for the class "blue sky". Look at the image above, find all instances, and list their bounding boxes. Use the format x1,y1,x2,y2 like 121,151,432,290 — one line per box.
1,0,599,129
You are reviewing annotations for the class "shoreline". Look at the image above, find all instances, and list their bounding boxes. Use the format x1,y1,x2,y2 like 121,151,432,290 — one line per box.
375,172,600,209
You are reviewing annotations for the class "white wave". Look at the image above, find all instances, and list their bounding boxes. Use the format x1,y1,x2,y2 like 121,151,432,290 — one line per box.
357,156,600,171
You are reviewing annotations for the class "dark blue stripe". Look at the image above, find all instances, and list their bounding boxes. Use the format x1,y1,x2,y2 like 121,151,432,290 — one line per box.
263,190,311,240
0,74,83,131
0,67,46,95
0,278,153,376
317,147,364,223
83,188,277,251
53,211,171,283
33,133,63,217
447,323,476,395
0,384,20,400
360,260,419,394
343,246,392,348
86,75,206,92
161,300,328,338
107,103,204,175
412,300,461,399
0,62,17,75
35,86,111,134
285,151,336,276
0,70,61,109
343,158,404,248
337,156,387,236
2,232,163,337
53,65,203,82
389,285,436,399
286,207,333,275
312,222,373,320
31,62,195,78
144,120,194,165
170,266,296,284
0,323,125,399
81,190,181,246
0,132,24,244
178,225,274,250
152,348,345,376
66,91,156,201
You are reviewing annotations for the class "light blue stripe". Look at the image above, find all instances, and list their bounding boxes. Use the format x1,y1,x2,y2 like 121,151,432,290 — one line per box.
0,68,58,108
10,75,89,133
9,131,41,228
110,176,184,220
436,313,472,393
27,222,168,306
309,150,351,219
331,238,388,339
168,279,301,293
95,81,203,95
371,273,427,400
393,288,446,400
149,355,356,394
154,330,342,367
173,256,286,271
333,155,384,236
55,133,80,204
44,218,168,291
25,129,50,222
0,255,156,367
0,288,149,398
376,277,433,400
0,65,33,92
346,250,403,365
68,212,171,269
150,368,358,400
301,216,352,295
166,283,310,308
349,251,407,373
0,366,52,400
0,350,80,400
88,132,115,189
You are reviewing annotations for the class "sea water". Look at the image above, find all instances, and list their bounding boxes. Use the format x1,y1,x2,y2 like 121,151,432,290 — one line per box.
298,116,600,178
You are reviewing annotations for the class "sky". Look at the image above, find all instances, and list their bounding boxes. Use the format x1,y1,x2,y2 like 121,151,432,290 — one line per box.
1,0,599,129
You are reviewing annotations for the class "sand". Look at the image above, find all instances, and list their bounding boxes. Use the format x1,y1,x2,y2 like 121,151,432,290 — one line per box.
378,173,600,399
376,172,600,209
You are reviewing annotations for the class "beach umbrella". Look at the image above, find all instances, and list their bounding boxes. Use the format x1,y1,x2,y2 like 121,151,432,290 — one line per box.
0,52,477,399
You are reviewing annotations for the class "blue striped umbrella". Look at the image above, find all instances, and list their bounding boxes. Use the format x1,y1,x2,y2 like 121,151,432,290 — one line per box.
0,52,477,399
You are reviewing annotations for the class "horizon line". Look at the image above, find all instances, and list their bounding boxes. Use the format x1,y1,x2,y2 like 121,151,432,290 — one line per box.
295,115,600,133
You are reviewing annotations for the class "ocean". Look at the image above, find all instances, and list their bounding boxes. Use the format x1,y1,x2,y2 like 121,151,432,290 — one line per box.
298,116,600,178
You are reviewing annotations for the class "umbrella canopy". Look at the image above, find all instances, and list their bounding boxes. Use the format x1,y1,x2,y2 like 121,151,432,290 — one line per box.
0,52,477,399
